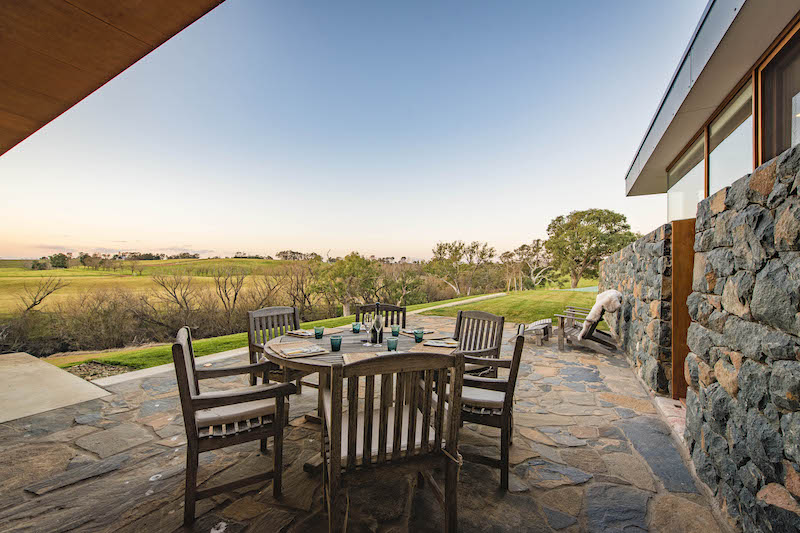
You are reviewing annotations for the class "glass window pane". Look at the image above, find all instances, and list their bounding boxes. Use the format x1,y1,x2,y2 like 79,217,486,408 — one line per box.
762,29,800,161
668,137,705,221
709,83,753,194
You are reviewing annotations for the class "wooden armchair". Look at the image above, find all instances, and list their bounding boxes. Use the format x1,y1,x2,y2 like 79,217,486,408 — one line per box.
556,308,617,356
320,352,464,532
453,310,505,377
460,335,525,490
248,306,308,391
355,302,407,328
172,327,296,527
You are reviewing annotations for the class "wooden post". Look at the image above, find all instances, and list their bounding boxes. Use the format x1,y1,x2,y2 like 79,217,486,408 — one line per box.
671,218,696,400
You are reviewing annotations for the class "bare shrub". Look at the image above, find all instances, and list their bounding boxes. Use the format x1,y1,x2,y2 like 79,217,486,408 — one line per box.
248,269,287,309
212,267,247,319
19,277,69,313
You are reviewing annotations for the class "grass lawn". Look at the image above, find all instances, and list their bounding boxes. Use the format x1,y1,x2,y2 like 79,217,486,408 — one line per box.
421,288,602,328
48,293,497,370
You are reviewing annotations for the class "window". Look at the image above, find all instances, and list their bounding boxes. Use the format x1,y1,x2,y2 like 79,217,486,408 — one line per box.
709,83,753,194
762,28,800,161
668,136,705,221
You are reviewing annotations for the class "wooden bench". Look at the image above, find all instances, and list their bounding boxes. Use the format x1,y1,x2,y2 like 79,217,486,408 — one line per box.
555,309,618,356
516,319,552,346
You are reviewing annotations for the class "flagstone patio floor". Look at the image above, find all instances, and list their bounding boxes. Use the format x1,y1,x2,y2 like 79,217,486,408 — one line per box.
0,315,731,532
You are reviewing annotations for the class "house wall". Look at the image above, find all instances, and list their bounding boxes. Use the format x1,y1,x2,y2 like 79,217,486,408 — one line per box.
684,145,800,531
599,224,673,394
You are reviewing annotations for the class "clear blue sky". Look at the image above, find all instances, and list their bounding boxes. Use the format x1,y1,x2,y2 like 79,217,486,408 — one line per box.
0,0,706,259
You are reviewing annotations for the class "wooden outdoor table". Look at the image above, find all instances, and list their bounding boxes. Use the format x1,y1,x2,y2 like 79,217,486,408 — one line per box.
261,327,455,474
262,328,444,372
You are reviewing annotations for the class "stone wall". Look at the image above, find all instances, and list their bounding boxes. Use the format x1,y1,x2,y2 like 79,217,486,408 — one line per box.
599,224,673,394
685,145,800,532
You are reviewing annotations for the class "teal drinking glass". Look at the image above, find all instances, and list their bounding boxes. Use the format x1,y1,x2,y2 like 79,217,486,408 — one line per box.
391,324,400,337
352,322,361,333
314,326,324,339
387,337,398,351
330,335,342,352
413,329,424,343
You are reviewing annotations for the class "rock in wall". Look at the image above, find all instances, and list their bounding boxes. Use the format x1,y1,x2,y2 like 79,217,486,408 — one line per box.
599,224,673,394
685,145,800,532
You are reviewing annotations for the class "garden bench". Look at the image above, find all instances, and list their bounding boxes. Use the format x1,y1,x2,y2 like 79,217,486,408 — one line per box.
516,318,552,345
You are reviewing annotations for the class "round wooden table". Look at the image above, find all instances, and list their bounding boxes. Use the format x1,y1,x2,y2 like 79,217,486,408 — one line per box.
262,328,424,372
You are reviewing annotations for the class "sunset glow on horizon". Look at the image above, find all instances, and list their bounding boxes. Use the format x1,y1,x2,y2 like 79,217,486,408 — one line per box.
1,0,707,260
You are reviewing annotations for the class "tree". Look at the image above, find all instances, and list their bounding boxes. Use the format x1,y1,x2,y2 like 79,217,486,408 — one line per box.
515,239,553,288
545,209,638,288
318,253,380,316
49,253,69,268
463,241,495,295
426,241,467,295
30,258,50,270
498,251,517,291
379,263,424,306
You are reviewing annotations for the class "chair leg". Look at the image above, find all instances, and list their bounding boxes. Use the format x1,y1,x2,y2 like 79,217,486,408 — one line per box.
296,379,303,394
273,398,284,499
500,417,510,491
444,458,458,533
183,443,199,527
248,352,257,386
260,438,268,454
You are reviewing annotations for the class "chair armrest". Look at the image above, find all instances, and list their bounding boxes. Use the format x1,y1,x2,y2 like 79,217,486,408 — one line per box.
463,355,512,368
249,343,265,353
195,361,273,380
192,382,297,410
564,309,590,317
464,375,508,391
456,347,499,359
554,314,588,322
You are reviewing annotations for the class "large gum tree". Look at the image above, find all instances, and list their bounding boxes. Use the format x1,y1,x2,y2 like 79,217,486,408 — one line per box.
545,209,638,288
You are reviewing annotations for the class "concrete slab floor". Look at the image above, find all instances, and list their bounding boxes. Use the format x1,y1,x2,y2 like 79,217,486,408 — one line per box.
0,352,110,423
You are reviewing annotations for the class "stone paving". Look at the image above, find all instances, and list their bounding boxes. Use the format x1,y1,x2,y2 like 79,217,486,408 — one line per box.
0,316,731,532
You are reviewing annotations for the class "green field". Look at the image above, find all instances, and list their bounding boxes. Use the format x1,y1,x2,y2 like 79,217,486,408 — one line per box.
0,258,283,316
46,293,491,370
421,288,601,327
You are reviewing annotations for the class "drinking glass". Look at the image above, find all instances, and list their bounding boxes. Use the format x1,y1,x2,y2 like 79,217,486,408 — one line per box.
330,335,342,352
413,329,424,343
391,324,400,337
314,326,324,339
352,322,361,333
387,337,398,351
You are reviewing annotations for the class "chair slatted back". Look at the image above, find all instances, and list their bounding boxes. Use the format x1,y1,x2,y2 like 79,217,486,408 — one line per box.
583,309,605,338
323,352,463,473
454,310,504,355
248,306,301,347
355,302,407,328
172,326,199,438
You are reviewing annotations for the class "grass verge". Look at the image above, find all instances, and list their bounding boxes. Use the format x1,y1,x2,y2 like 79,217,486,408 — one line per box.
420,288,604,329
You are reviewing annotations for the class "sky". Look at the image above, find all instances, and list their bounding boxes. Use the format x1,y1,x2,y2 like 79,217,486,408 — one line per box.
0,0,707,260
